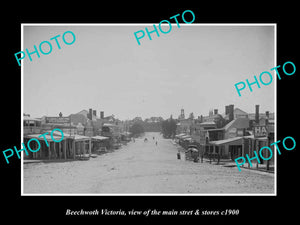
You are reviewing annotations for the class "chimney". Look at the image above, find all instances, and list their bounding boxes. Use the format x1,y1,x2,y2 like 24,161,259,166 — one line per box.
225,105,229,115
229,104,234,122
266,111,269,119
88,108,92,120
255,105,259,124
214,109,218,115
265,111,269,125
100,111,104,119
93,110,96,117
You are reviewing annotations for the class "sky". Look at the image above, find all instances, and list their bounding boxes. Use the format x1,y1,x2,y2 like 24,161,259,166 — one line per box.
23,24,275,120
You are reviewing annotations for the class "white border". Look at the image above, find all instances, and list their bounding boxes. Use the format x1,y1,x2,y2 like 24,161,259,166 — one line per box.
21,23,277,196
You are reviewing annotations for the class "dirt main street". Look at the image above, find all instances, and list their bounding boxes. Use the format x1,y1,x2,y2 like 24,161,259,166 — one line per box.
23,132,274,194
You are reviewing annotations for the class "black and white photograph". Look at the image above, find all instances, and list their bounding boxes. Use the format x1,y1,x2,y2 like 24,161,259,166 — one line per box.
21,24,275,195
1,4,298,223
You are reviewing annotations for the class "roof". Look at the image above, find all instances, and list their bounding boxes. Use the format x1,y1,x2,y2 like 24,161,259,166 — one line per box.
75,109,88,116
179,135,191,139
25,132,91,141
234,107,248,115
25,133,54,141
209,136,243,145
200,121,216,126
175,133,186,137
51,130,66,136
102,123,116,127
223,119,235,130
72,134,91,140
182,136,192,140
92,136,109,140
23,115,41,121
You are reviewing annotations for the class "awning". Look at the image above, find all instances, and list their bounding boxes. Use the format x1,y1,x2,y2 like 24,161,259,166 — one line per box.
51,130,65,136
182,136,192,140
92,136,109,141
243,135,268,141
209,136,243,145
180,135,191,139
175,133,186,138
72,134,91,140
25,133,90,141
184,137,193,141
25,134,54,141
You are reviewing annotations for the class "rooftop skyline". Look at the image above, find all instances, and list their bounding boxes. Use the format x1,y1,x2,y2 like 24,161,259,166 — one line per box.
25,105,274,121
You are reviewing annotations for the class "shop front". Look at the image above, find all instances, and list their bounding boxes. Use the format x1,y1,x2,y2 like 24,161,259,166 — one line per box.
209,136,244,160
24,132,91,161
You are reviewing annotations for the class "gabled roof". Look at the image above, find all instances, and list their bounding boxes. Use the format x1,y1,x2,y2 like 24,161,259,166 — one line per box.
234,107,248,115
223,117,249,130
221,107,248,118
75,110,88,116
223,119,235,130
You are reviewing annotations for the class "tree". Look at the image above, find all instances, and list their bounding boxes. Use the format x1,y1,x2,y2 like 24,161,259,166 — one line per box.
189,112,194,120
129,122,145,136
161,118,177,138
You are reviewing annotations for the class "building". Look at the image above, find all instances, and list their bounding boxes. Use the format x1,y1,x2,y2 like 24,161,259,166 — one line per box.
69,108,119,137
76,123,85,135
178,108,185,120
23,109,128,160
223,117,250,139
189,104,274,162
69,113,88,126
23,114,42,135
176,118,194,135
84,120,94,137
202,109,226,128
24,129,92,161
40,114,77,136
208,117,250,159
243,112,275,170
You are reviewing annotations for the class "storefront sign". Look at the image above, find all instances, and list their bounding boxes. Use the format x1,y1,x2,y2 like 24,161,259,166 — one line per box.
253,125,268,138
46,116,70,124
